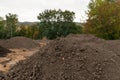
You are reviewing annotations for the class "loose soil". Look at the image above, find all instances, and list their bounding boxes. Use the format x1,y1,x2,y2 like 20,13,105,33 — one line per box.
0,49,39,73
0,46,11,57
0,36,42,80
0,37,40,49
1,34,118,80
0,34,120,80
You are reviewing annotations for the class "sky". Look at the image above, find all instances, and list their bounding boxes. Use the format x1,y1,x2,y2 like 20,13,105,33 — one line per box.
0,0,91,22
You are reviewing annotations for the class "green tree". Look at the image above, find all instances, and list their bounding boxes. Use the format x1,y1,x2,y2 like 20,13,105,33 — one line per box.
37,9,82,39
0,17,4,33
26,24,39,39
5,13,18,38
0,17,6,39
16,25,27,36
18,24,39,39
84,0,120,39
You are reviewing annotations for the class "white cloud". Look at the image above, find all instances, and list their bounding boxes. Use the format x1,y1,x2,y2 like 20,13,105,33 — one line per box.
0,0,90,22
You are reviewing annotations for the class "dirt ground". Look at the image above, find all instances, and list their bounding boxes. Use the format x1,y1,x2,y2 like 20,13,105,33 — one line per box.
0,34,117,80
0,37,40,49
0,35,120,80
0,36,49,74
0,48,39,73
0,46,11,57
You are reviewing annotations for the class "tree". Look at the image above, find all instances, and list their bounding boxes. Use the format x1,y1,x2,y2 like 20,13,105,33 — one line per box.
37,9,82,39
0,17,6,39
25,24,39,39
0,17,4,33
5,13,18,38
84,0,120,39
17,24,39,39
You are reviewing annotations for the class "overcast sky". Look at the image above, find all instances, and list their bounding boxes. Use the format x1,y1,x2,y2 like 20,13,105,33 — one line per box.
0,0,90,22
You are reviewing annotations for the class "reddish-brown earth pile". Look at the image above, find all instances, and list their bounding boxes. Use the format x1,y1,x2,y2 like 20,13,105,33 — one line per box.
0,34,120,80
0,37,40,49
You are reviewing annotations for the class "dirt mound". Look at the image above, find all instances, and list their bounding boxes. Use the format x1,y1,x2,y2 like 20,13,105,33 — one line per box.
0,72,5,80
106,40,120,52
2,34,120,80
0,37,40,49
0,46,11,57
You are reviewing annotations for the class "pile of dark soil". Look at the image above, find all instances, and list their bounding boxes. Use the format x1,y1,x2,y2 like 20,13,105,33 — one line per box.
0,46,11,57
1,34,120,80
0,37,40,49
106,40,120,53
0,72,5,80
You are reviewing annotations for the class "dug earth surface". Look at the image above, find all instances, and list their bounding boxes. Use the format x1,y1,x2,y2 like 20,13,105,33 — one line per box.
0,48,39,73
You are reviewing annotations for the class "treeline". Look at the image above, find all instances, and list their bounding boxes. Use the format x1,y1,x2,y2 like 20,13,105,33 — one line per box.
0,0,120,40
84,0,120,40
0,10,82,39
